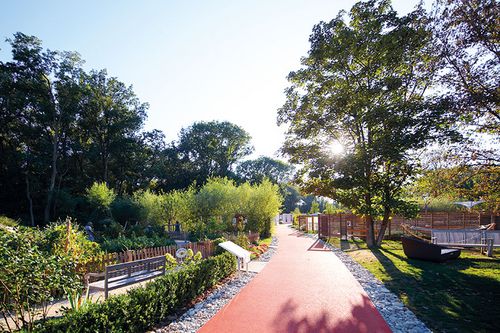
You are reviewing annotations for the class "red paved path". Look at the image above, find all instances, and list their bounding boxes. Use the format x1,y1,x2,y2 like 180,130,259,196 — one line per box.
198,225,392,333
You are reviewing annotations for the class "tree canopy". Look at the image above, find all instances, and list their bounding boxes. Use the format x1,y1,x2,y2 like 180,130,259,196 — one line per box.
278,0,452,246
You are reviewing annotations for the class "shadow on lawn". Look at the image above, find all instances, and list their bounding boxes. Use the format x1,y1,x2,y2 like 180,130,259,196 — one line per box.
368,246,500,333
271,296,390,333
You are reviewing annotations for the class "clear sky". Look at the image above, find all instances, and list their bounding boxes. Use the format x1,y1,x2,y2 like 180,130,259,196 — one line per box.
0,0,422,158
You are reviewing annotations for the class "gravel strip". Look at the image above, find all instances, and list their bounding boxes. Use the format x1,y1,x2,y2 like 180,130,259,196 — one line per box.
297,228,431,333
154,236,278,333
255,236,278,262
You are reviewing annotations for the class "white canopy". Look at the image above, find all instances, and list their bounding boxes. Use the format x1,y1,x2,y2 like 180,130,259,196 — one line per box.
454,201,485,209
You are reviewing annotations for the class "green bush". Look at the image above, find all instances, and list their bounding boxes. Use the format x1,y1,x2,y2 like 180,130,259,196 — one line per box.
86,182,116,210
41,218,102,261
100,235,175,252
110,197,141,226
36,252,237,333
0,215,18,228
0,227,81,332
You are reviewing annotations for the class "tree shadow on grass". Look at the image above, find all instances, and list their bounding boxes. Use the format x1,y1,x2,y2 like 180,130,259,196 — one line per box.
368,246,500,333
271,297,390,333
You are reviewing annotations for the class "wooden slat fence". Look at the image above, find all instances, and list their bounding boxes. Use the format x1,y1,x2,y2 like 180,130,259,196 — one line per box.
77,241,214,275
307,212,499,240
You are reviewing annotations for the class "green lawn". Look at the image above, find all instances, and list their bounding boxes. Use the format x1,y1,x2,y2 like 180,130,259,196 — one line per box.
334,239,500,333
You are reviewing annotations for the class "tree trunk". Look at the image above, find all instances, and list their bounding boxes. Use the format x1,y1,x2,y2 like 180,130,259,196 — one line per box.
366,215,375,247
44,130,58,223
25,173,35,227
44,81,59,223
376,208,391,246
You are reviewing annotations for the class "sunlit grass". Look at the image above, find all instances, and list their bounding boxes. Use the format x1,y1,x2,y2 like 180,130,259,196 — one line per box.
329,238,500,333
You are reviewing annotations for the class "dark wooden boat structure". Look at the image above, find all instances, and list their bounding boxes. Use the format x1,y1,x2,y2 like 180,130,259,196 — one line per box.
401,236,461,263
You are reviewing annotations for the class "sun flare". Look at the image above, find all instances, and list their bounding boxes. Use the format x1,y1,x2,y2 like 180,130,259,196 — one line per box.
328,141,345,155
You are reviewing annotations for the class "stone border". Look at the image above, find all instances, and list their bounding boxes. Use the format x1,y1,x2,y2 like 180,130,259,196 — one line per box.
297,228,431,333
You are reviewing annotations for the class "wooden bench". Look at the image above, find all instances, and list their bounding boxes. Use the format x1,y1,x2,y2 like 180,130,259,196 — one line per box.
87,256,166,299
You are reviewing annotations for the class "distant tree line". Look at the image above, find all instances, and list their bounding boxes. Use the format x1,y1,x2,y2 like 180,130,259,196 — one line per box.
0,33,299,226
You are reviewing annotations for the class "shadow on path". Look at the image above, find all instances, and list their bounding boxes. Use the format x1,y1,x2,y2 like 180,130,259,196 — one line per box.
307,239,332,252
271,296,389,333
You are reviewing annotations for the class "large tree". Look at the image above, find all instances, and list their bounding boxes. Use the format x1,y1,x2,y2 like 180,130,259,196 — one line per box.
0,33,150,224
433,0,499,134
176,121,253,185
278,0,450,247
236,156,293,184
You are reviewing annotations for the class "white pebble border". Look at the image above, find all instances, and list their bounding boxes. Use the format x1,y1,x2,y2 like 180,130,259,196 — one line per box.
153,237,278,333
299,229,431,333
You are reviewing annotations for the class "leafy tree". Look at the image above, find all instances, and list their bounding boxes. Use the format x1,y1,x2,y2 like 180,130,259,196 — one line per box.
281,184,302,213
236,156,293,184
413,165,499,213
433,0,499,134
278,0,448,247
176,121,253,184
0,33,86,224
309,200,320,214
77,69,148,188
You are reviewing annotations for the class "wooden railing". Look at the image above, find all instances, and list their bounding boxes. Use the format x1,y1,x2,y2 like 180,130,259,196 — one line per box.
77,241,214,275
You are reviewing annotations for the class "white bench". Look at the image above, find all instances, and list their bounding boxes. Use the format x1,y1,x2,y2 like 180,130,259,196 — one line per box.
218,241,251,271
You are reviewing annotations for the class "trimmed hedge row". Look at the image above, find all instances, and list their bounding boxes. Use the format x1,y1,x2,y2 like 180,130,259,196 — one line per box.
37,252,237,333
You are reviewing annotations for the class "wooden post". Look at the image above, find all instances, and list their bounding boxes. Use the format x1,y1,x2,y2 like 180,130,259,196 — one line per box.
431,212,434,229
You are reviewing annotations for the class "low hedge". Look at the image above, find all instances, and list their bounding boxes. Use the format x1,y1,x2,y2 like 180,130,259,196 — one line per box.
36,252,236,333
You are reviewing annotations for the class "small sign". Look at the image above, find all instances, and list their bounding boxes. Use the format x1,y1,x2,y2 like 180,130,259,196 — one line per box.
176,247,188,259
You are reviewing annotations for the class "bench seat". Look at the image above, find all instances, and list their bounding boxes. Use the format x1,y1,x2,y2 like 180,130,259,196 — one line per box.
88,270,164,291
87,255,166,298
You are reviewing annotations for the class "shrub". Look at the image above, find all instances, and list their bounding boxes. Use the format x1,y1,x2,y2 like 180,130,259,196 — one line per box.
0,215,18,227
36,252,237,333
110,197,141,226
133,189,167,226
41,218,102,261
86,182,116,210
0,227,81,332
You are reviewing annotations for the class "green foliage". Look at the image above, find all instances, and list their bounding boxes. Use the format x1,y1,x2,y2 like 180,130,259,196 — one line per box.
411,165,499,213
36,252,237,333
86,182,116,211
0,227,81,332
165,253,177,269
309,200,320,214
41,218,102,261
100,235,175,253
176,121,254,184
0,215,18,228
433,0,499,134
163,187,196,230
277,0,447,246
62,287,95,314
236,157,293,184
133,189,166,226
110,197,141,226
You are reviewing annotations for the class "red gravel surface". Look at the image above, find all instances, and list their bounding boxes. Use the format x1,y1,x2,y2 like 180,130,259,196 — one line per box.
198,225,392,333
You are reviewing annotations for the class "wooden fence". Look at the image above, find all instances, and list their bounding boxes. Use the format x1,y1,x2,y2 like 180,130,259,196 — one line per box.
298,212,499,240
77,241,214,275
